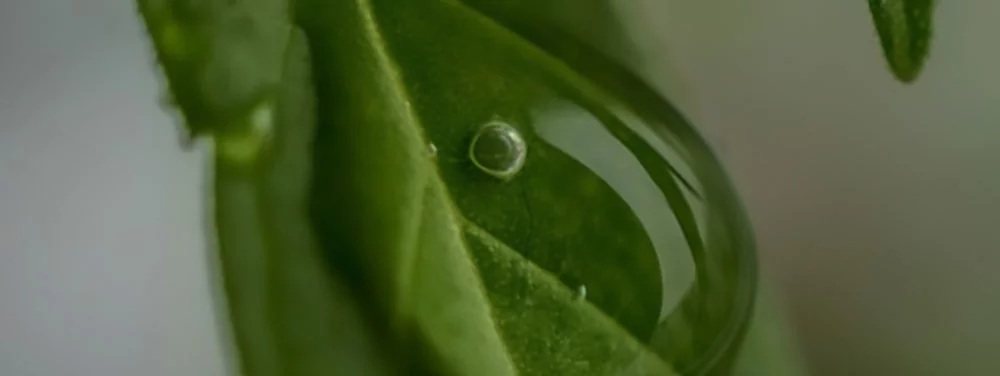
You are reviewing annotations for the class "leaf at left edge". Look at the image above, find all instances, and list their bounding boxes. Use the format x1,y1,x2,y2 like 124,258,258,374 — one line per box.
213,28,402,376
137,0,289,138
139,1,398,375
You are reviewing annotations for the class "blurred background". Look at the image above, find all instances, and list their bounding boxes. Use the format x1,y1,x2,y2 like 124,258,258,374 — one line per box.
1,0,998,375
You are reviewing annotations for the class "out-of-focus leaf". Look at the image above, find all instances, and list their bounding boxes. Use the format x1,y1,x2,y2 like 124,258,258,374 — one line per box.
210,31,396,376
868,0,935,83
211,28,398,376
137,0,291,140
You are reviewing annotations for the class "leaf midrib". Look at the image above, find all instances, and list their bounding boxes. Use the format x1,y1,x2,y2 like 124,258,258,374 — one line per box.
352,0,519,371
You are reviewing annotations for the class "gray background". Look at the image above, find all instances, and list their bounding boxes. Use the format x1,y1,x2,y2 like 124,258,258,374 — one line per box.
2,0,998,375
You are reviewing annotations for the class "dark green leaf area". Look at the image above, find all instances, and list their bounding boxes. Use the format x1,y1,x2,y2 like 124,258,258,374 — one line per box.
867,0,935,83
370,0,663,342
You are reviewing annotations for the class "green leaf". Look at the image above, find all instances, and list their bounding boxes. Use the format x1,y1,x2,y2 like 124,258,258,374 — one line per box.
140,0,760,375
867,0,935,83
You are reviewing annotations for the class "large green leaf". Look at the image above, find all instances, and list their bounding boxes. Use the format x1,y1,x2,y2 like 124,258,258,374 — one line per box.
140,0,759,375
868,0,935,83
301,0,674,373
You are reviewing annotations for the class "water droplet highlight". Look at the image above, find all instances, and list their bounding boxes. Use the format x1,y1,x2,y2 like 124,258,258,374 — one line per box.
217,102,274,164
574,285,588,301
469,121,526,180
428,142,438,158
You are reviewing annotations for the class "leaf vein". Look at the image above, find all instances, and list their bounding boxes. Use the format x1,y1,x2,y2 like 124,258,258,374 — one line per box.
355,0,518,372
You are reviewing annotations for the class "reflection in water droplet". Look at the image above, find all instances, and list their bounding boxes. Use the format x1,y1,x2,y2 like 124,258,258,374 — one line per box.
529,98,754,373
534,101,695,316
469,121,527,180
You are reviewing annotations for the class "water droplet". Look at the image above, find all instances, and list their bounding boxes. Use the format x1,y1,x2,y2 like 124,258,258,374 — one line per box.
217,102,274,164
574,285,588,301
532,101,754,371
468,121,526,180
428,142,438,158
250,103,273,133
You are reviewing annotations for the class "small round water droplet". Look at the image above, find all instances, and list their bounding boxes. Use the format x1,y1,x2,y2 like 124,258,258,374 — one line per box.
428,143,438,158
469,121,526,180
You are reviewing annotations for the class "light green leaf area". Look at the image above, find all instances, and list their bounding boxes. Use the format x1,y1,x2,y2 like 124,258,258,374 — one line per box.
867,0,935,83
